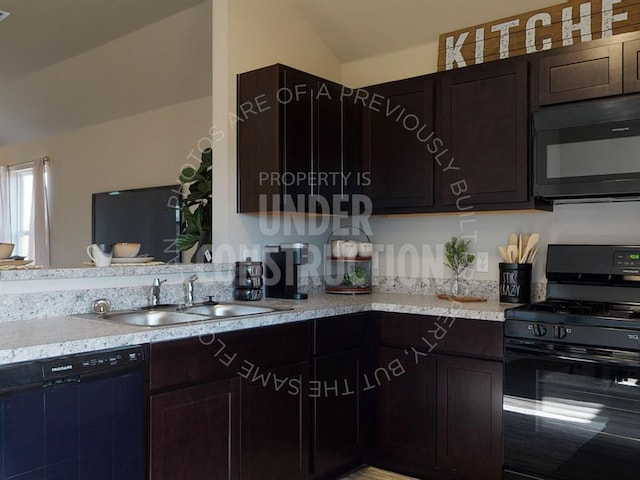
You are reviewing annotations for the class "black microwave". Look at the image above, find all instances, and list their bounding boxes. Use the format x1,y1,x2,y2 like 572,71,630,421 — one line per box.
533,95,640,201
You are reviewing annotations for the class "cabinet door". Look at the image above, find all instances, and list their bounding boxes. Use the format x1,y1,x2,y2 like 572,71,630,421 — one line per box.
240,361,310,480
315,82,343,213
624,39,640,93
537,43,623,105
237,65,281,213
150,377,240,480
436,355,503,480
439,57,528,206
313,348,366,478
363,76,434,213
375,347,436,472
282,69,316,212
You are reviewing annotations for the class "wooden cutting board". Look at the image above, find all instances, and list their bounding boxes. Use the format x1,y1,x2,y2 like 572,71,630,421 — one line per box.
436,293,487,302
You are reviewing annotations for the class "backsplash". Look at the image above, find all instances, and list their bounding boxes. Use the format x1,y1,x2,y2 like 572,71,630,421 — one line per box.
0,263,541,322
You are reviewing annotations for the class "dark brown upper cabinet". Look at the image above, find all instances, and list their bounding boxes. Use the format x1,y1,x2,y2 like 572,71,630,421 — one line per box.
237,64,358,214
534,32,640,107
438,56,530,207
623,37,640,93
362,76,435,214
536,41,623,106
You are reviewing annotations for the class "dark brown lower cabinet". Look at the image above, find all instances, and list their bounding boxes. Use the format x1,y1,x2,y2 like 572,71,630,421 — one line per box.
374,347,436,476
373,314,504,480
150,377,240,480
147,315,503,480
313,348,366,479
436,354,503,480
240,361,310,480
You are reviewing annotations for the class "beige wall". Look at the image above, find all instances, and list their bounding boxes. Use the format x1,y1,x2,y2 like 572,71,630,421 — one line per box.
0,96,212,267
212,0,345,271
217,0,640,287
0,2,212,268
341,42,439,87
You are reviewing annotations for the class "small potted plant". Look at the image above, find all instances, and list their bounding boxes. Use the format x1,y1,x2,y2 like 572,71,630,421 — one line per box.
444,236,475,296
176,148,212,262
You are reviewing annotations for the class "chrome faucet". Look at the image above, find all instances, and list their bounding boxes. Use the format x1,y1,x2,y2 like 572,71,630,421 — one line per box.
184,274,198,306
151,278,167,306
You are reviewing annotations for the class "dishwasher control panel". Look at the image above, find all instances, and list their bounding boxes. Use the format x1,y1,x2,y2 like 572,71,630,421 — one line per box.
41,346,145,382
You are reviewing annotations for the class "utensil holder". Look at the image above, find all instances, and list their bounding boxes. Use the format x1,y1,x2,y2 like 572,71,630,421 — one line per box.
499,263,532,303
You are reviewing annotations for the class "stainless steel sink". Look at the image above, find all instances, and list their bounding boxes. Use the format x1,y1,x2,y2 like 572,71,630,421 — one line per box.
90,309,205,327
176,303,278,317
79,303,286,327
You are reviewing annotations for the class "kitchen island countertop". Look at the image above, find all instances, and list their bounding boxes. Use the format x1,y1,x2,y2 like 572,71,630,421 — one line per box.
0,293,514,365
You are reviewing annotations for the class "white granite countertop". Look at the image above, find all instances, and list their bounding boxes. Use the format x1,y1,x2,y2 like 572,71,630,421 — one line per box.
0,293,514,365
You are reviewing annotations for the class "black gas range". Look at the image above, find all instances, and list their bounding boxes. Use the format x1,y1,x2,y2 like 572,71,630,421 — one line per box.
503,245,640,480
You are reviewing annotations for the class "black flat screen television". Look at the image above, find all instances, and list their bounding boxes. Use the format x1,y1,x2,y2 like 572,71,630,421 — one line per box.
92,185,182,263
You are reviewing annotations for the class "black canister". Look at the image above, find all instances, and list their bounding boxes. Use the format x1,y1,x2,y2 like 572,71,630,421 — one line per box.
499,263,532,303
233,258,263,301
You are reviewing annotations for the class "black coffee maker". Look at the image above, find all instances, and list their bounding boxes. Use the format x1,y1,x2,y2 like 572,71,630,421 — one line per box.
265,243,308,300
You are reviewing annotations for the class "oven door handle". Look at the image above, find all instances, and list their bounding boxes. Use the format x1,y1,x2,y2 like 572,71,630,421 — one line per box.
505,341,640,368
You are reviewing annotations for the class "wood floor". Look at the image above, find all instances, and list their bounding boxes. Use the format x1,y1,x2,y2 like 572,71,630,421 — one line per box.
340,466,417,480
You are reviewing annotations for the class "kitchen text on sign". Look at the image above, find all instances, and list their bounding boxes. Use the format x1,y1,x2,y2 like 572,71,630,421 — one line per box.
438,0,637,70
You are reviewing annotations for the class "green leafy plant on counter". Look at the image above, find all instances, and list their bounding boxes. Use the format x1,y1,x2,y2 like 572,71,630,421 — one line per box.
344,266,367,287
444,236,475,276
176,147,212,262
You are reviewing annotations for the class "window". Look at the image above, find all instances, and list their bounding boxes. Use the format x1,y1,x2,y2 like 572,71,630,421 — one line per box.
8,164,34,257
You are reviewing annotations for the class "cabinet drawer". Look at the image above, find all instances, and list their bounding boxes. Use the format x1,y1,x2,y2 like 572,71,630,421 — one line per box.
314,313,369,355
149,336,231,392
377,312,503,359
149,322,310,391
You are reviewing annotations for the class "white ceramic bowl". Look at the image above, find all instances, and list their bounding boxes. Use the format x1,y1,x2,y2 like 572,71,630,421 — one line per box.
340,241,359,258
0,243,14,259
112,242,141,258
358,242,373,258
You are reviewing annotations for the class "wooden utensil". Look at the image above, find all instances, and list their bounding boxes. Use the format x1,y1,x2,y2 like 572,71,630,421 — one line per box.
520,233,540,263
508,232,518,246
507,245,518,264
518,233,523,261
498,246,509,262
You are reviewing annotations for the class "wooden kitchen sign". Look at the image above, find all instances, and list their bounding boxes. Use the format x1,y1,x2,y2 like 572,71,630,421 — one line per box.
437,0,640,70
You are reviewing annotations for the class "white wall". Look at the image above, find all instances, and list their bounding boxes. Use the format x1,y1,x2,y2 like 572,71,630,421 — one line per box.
0,96,212,267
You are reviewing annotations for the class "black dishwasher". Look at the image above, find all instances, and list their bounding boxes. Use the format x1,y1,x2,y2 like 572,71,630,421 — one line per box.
0,346,145,480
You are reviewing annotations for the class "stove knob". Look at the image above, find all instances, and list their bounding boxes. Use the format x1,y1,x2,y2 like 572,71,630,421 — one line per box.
553,325,567,339
532,323,547,337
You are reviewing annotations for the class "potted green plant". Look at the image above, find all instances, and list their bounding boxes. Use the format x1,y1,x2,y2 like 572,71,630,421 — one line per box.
444,236,475,296
176,147,212,262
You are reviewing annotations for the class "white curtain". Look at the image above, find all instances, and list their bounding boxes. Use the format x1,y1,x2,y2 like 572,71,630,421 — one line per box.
29,158,50,266
0,166,10,243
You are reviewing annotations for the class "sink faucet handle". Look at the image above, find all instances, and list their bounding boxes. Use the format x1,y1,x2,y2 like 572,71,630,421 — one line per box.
204,295,219,305
184,274,198,305
151,278,167,306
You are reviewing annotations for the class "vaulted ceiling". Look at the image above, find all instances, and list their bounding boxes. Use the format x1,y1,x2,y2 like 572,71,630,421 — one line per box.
0,0,566,147
292,0,564,62
0,0,211,147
